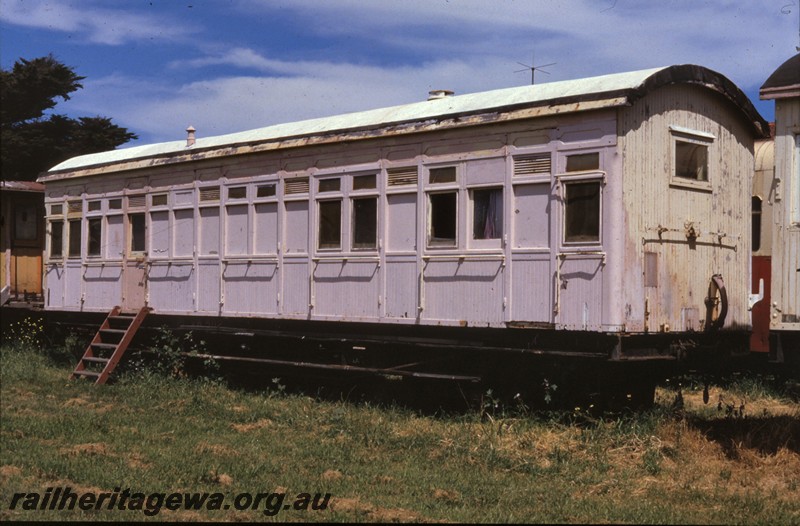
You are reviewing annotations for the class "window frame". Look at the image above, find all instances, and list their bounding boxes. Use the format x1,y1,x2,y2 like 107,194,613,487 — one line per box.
87,217,103,257
669,126,714,192
128,212,147,257
349,173,379,252
103,195,125,261
351,196,378,250
752,195,763,253
561,178,603,246
317,198,343,251
469,186,503,249
48,219,65,260
426,190,458,248
67,218,82,259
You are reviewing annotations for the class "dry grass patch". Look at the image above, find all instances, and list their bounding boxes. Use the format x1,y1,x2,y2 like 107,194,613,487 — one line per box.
230,418,273,432
0,466,23,478
330,496,433,523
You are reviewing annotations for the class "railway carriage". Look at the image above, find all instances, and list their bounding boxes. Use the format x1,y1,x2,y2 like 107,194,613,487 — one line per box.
757,53,800,360
36,65,770,395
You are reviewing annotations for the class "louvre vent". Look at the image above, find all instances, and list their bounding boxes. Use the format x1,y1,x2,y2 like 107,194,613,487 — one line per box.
128,195,146,209
514,153,551,176
50,204,64,216
387,166,418,186
284,177,309,195
199,187,221,202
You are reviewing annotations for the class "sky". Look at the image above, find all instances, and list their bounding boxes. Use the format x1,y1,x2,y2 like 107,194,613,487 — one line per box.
1,0,799,148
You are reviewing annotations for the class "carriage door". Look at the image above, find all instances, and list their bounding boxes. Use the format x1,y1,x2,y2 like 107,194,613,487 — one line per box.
554,152,605,331
123,208,148,309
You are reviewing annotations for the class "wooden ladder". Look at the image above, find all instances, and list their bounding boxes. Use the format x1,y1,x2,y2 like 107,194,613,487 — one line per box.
71,306,150,385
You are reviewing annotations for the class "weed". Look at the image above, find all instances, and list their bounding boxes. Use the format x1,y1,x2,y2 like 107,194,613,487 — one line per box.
4,316,45,351
122,326,218,381
642,445,663,475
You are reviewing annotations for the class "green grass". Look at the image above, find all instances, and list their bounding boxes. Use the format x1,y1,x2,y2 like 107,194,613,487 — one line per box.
1,340,799,523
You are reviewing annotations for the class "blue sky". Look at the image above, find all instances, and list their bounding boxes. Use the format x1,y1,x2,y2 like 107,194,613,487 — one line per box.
2,0,798,148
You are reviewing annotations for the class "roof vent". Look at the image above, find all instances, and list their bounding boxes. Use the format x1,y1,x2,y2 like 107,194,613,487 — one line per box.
427,89,454,101
186,125,196,147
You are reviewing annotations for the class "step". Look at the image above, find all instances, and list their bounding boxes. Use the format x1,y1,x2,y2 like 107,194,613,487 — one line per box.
91,343,118,351
73,370,101,378
82,356,110,364
100,329,128,335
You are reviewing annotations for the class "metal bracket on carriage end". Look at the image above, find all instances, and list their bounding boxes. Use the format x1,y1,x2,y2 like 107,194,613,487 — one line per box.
748,278,764,311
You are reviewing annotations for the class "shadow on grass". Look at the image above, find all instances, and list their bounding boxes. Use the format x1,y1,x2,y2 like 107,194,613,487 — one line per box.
686,414,800,458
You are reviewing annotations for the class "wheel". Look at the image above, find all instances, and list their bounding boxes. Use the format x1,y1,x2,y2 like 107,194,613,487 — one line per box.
705,274,728,331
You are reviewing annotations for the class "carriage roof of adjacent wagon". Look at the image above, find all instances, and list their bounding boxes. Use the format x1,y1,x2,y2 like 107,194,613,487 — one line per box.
42,64,769,181
760,53,800,99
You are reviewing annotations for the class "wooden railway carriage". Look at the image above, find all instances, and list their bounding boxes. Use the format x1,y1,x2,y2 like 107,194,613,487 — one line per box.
759,53,800,359
0,181,45,305
38,65,769,384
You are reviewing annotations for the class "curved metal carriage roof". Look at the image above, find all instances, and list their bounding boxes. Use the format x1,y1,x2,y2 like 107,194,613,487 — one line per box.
760,53,800,99
43,64,769,181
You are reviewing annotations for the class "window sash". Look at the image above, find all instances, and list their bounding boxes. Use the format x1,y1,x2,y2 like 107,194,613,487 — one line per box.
472,188,502,240
318,200,342,250
563,181,601,244
87,218,102,257
352,197,377,249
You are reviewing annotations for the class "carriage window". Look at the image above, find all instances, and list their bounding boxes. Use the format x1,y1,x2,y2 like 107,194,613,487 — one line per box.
353,174,377,190
675,140,709,181
319,178,341,193
566,153,599,172
428,192,457,247
256,184,276,198
14,202,38,242
151,193,168,207
228,186,247,200
129,213,146,254
352,197,377,249
49,221,64,258
430,167,456,184
87,218,102,256
564,181,601,243
752,196,762,252
472,188,502,240
68,219,82,258
318,200,341,249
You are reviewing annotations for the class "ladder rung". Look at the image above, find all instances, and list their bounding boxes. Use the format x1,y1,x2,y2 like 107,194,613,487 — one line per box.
100,329,128,335
82,356,110,364
73,370,101,378
73,306,149,384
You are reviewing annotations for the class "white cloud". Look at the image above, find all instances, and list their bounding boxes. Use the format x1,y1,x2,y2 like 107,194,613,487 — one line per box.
0,0,197,45
234,0,797,89
41,0,797,146
59,55,515,144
